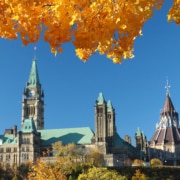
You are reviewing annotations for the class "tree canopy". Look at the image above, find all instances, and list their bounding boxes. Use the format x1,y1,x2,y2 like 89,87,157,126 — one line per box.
150,158,162,166
78,167,127,180
0,0,179,63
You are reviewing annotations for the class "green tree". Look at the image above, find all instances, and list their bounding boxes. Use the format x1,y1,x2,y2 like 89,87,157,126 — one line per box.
85,147,104,167
78,167,127,180
52,141,104,167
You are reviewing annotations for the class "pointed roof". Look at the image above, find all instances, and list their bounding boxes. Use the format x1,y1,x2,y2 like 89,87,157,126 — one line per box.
162,93,175,113
27,58,40,88
136,127,142,136
150,91,180,146
21,118,37,133
96,92,105,105
107,100,113,112
160,93,178,118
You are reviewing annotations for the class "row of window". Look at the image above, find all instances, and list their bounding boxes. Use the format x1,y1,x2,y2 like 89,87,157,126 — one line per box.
24,105,44,116
0,154,17,163
22,138,30,144
151,149,180,158
26,106,35,116
22,153,29,160
22,146,30,152
0,146,30,153
0,147,17,153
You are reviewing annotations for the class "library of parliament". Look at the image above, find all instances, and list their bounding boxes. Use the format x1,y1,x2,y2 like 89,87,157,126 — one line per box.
0,58,180,167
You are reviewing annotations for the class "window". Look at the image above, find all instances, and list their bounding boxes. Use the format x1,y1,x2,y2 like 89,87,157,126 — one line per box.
97,108,103,113
22,138,30,144
6,154,10,160
22,153,29,160
0,148,3,153
6,148,11,152
26,146,29,152
26,138,30,144
14,154,17,163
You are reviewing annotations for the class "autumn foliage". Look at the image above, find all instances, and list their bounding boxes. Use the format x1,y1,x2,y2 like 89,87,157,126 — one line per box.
132,169,147,180
0,0,179,63
150,158,162,166
28,159,67,180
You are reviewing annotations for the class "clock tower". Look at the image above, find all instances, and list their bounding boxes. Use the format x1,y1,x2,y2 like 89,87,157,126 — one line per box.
21,58,44,130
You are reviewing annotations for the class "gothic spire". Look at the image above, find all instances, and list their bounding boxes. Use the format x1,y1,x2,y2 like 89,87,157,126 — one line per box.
161,81,176,116
27,58,40,88
161,93,176,115
135,127,142,136
107,100,113,112
96,92,106,105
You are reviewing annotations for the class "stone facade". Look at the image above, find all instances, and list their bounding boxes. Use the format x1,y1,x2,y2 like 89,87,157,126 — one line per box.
1,57,180,167
0,58,140,167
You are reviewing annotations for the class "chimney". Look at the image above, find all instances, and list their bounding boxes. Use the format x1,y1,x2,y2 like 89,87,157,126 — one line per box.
13,125,17,137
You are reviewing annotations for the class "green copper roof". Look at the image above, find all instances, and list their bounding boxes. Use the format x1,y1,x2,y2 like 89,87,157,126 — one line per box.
21,118,37,133
27,58,40,88
0,134,17,145
142,131,146,139
107,100,113,112
136,127,142,136
38,127,94,146
97,92,105,105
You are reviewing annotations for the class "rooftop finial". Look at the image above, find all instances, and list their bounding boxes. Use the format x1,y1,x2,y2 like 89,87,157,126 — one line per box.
34,46,37,59
165,78,170,96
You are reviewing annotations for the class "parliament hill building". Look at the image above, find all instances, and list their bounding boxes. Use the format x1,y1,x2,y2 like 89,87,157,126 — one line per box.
0,58,180,167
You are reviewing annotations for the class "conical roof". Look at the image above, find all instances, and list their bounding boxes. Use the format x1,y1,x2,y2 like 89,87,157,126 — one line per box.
21,118,37,134
162,94,175,113
160,93,178,118
150,92,180,146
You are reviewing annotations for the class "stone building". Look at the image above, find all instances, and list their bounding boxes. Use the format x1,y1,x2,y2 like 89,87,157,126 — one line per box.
2,57,180,167
0,58,141,167
135,127,148,160
148,86,180,166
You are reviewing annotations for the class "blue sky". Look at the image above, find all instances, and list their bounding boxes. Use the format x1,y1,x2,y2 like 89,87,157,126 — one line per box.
0,1,180,145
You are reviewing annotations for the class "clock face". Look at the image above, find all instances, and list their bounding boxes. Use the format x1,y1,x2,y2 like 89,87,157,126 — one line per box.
28,90,35,97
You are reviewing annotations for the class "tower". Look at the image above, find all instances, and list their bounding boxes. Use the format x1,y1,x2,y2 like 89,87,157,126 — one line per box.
106,100,116,146
135,127,147,160
94,93,116,147
135,127,143,151
149,81,180,165
135,128,147,152
21,58,44,130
